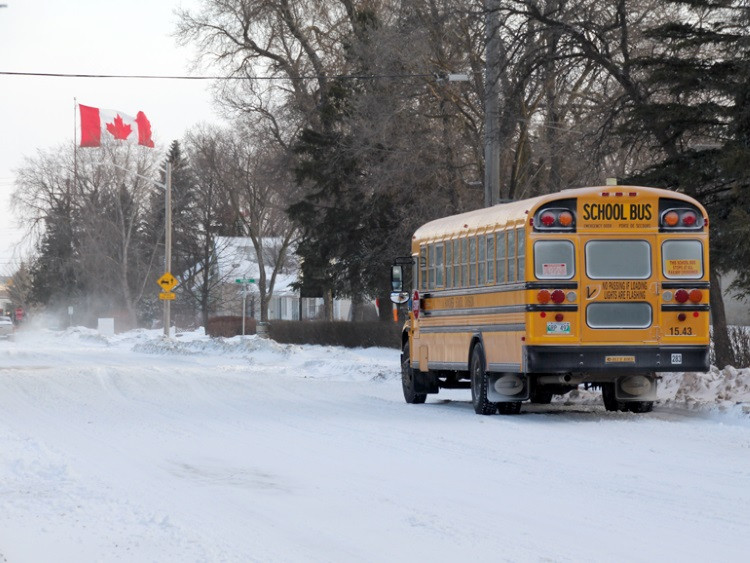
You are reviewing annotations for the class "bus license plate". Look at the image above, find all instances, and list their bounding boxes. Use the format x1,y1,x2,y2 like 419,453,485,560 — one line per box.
546,322,571,335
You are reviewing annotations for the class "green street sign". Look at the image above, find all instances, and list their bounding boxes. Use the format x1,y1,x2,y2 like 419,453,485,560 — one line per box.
235,278,256,284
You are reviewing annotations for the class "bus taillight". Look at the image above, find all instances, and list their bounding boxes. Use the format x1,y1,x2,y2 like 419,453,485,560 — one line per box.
663,288,703,304
537,289,568,304
682,211,697,226
674,289,689,303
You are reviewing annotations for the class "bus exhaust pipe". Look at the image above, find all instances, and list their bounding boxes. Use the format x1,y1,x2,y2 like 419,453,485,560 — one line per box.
537,374,583,385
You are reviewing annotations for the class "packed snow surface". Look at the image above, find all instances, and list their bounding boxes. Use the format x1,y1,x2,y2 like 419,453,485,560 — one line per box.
1,327,749,562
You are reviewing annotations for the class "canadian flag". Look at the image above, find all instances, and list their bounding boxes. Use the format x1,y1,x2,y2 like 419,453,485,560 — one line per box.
79,104,155,148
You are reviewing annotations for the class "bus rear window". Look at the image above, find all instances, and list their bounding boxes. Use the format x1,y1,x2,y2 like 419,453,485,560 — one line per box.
662,240,703,279
534,241,575,279
587,302,652,329
585,240,651,279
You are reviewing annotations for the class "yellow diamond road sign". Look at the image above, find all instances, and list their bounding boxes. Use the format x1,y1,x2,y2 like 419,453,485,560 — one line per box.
157,272,178,292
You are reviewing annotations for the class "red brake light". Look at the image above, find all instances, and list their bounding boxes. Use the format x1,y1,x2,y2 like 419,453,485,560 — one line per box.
540,212,556,227
674,289,689,303
682,212,697,226
537,289,551,304
551,289,565,304
689,289,703,303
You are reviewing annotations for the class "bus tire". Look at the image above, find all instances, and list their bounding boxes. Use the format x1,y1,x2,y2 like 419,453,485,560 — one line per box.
497,401,522,415
627,401,654,413
401,342,427,404
602,382,627,412
470,344,496,415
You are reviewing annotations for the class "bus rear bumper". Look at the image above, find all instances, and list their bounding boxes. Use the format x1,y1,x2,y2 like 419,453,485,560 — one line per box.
525,345,710,374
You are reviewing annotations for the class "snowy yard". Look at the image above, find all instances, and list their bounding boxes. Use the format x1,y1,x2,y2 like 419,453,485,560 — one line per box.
1,327,749,562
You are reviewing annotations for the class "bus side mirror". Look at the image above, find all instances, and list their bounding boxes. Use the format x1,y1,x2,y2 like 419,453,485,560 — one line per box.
391,265,403,291
390,265,409,304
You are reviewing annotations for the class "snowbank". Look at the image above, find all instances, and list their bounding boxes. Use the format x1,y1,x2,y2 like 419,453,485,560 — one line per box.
7,325,750,414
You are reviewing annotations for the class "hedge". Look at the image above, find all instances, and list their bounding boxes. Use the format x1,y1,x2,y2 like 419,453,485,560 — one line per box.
205,317,401,349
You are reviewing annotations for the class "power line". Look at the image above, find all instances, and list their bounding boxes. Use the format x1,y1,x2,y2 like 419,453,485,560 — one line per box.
0,70,435,81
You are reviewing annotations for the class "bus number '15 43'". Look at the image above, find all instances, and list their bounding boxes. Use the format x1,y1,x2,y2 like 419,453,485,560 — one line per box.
581,203,652,221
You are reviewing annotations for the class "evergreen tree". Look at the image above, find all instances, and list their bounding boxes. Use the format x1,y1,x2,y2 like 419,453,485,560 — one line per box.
623,0,750,365
28,196,80,308
290,76,401,317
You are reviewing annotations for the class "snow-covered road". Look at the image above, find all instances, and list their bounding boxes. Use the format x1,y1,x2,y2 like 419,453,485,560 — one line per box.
1,328,749,562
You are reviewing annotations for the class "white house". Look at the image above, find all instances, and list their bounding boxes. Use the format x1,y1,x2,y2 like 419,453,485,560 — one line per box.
721,271,750,325
210,236,353,321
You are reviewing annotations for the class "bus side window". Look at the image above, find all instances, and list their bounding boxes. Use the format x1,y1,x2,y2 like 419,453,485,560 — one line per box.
435,243,444,287
478,235,486,285
453,239,461,288
461,238,468,288
428,244,435,289
445,241,452,288
420,246,427,291
487,234,495,284
469,237,477,286
516,228,525,280
496,231,507,284
508,229,517,283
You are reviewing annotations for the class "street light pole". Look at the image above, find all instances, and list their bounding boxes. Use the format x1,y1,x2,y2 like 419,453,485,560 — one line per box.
163,161,172,338
484,0,501,208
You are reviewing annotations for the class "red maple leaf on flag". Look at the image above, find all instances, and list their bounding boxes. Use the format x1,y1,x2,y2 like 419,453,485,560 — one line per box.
106,115,132,140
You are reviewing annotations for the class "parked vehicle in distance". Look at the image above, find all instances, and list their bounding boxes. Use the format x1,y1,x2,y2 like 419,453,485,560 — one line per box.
0,315,14,337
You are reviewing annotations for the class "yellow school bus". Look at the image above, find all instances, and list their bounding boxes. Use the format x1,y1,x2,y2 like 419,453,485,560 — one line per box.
390,185,710,414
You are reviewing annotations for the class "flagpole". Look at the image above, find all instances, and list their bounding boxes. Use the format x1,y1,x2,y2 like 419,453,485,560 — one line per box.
73,98,78,193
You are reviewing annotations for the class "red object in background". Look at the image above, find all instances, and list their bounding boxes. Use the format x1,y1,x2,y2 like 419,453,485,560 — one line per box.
79,104,155,148
15,307,24,321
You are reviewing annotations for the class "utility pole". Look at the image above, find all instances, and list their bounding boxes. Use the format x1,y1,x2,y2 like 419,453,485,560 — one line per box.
163,161,172,338
484,0,501,208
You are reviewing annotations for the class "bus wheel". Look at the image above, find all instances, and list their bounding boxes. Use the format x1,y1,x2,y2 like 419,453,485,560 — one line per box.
497,401,522,415
401,342,426,404
601,382,627,412
470,344,496,415
627,401,654,413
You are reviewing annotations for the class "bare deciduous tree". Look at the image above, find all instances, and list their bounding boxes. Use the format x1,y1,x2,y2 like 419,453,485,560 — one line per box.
13,142,161,327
